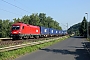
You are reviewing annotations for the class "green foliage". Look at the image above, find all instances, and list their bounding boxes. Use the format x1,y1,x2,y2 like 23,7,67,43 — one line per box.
29,13,40,26
79,17,87,37
0,19,2,37
68,23,81,35
0,36,68,60
0,13,62,38
21,15,30,24
0,19,13,38
68,16,88,37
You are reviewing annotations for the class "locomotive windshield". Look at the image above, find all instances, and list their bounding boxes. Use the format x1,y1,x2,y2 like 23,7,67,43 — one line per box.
12,26,20,30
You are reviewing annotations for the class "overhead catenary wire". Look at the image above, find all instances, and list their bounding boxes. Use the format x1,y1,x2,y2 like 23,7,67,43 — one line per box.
0,8,23,16
1,0,31,14
60,23,68,30
14,0,29,9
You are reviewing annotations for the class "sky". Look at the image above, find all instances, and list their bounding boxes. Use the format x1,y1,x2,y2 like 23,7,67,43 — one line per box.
0,0,90,30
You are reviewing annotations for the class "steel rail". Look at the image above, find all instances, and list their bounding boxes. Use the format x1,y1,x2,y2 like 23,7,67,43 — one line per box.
0,36,67,52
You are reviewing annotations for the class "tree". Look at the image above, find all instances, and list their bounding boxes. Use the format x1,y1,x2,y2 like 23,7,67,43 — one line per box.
79,16,87,37
21,15,30,24
68,16,87,37
29,13,40,26
0,19,2,37
39,13,46,26
0,13,62,38
68,23,81,35
13,18,21,23
1,20,11,37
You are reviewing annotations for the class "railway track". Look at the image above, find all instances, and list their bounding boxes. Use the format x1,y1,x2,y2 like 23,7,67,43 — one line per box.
0,36,61,48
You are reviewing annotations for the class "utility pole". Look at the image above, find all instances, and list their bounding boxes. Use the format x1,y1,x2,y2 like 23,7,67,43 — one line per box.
60,23,68,30
85,12,89,38
66,23,68,30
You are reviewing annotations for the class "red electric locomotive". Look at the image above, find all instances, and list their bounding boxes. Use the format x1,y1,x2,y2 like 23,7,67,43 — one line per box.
10,22,40,39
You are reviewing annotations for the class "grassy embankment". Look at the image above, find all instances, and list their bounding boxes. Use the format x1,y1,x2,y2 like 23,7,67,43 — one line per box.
0,36,69,60
87,37,90,41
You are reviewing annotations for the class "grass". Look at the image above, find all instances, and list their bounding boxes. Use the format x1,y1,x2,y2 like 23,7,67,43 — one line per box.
0,36,69,60
87,38,90,42
0,37,57,48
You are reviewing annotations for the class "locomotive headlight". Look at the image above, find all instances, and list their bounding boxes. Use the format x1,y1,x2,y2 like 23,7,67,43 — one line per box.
19,32,21,33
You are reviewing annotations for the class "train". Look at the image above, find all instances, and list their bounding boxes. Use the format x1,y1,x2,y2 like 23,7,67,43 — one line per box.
9,22,68,39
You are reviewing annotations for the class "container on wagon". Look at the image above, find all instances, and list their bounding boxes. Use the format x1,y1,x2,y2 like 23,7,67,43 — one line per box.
49,28,56,36
54,29,60,36
40,26,49,37
58,30,63,35
63,30,68,35
62,30,67,35
55,29,59,35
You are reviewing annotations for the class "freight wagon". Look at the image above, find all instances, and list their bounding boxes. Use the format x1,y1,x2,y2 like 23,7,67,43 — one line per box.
49,28,59,36
58,30,63,36
40,26,49,37
62,30,68,36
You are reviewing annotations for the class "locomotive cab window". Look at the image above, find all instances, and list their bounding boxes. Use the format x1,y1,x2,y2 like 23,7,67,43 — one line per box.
12,26,20,30
22,26,24,29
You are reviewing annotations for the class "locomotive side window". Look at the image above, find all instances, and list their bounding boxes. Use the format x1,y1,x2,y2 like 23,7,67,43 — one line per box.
22,26,24,29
